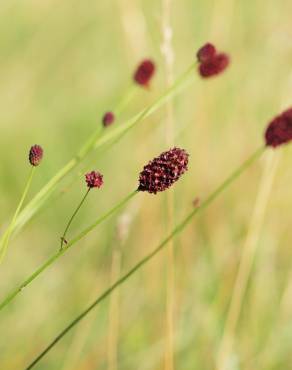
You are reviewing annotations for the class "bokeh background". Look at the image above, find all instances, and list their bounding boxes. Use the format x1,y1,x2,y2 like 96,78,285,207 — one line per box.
1,0,292,369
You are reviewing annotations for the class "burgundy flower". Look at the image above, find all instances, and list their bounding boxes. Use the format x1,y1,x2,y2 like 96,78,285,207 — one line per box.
265,108,292,148
29,145,43,166
138,147,189,194
85,171,103,189
197,43,216,63
102,112,115,127
199,52,230,78
134,59,155,87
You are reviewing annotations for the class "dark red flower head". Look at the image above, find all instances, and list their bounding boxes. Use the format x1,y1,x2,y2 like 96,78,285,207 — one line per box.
199,52,230,78
196,43,230,78
29,145,43,166
138,147,189,194
265,108,292,148
134,59,155,87
102,111,115,127
85,171,103,189
197,43,216,63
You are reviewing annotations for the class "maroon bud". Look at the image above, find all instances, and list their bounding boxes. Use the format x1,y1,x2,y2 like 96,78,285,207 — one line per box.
29,145,43,166
102,111,115,127
196,43,216,63
199,52,230,78
138,147,189,194
265,108,292,148
85,171,103,189
134,59,155,87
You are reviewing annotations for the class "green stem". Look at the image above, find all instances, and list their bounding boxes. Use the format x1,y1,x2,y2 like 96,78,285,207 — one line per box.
0,191,137,312
93,63,196,150
0,167,35,264
12,63,196,239
115,85,137,115
24,146,265,370
60,188,90,250
13,159,78,235
68,191,137,246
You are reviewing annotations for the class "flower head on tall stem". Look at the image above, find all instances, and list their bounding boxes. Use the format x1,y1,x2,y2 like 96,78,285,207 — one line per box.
0,144,42,264
196,43,230,78
265,107,292,148
60,170,104,250
29,145,43,166
85,171,104,189
138,147,189,194
134,59,156,87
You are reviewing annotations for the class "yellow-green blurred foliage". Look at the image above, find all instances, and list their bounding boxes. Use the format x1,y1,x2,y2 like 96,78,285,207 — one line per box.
1,0,292,369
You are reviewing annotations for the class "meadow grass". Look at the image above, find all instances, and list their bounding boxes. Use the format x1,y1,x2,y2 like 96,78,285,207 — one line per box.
1,1,292,369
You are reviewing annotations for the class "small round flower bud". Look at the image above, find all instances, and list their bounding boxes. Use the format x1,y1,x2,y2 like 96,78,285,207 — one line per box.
102,111,115,127
138,147,189,194
199,53,230,78
85,171,103,189
265,108,292,148
29,145,43,166
134,59,155,87
196,43,216,63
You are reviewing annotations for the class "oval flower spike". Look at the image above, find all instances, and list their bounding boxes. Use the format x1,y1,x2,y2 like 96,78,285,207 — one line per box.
265,107,292,148
85,171,103,189
138,147,189,194
29,145,43,166
134,59,156,87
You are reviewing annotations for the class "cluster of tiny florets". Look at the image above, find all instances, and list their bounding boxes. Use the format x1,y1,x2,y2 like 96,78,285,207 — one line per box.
197,43,230,78
134,59,156,87
102,111,115,127
265,108,292,148
138,147,189,194
85,171,104,189
197,43,216,63
29,145,43,166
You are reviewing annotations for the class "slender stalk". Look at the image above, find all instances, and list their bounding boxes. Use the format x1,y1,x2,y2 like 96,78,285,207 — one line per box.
96,63,196,150
60,189,90,250
11,63,196,240
161,0,175,368
115,85,137,115
107,248,121,370
24,146,265,370
216,150,279,370
0,167,35,264
0,191,137,312
12,158,77,235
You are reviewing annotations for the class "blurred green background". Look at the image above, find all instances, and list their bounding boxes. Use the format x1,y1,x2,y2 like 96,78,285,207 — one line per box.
1,0,292,369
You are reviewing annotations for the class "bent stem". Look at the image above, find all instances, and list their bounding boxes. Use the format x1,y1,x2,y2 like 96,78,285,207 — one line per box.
0,167,35,265
0,191,137,312
24,146,265,370
12,63,196,239
60,188,90,250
